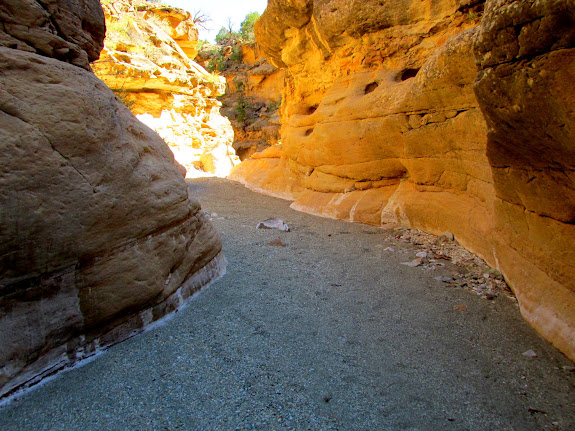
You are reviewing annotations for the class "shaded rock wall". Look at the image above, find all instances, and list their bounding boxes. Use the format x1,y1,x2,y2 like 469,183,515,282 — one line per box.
0,0,224,399
0,0,105,69
474,0,575,363
231,0,575,361
93,0,238,177
215,43,284,161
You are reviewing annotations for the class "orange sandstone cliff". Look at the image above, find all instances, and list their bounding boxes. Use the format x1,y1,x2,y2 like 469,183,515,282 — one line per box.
230,0,575,361
0,0,225,399
93,0,239,177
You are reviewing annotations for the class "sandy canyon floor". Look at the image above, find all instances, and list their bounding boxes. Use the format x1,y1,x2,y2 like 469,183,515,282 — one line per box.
1,178,574,430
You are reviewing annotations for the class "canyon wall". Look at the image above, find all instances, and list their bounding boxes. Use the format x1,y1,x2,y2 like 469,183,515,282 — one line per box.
474,0,575,362
0,0,225,399
93,0,239,177
196,41,285,161
231,0,575,361
220,43,285,160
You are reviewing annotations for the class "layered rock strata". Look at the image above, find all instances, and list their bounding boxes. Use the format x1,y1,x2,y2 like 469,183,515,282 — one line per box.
221,43,284,160
93,0,239,177
231,0,575,361
473,0,575,363
0,0,225,399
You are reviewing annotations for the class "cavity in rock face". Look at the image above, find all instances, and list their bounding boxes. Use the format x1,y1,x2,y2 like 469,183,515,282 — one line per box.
0,0,225,400
364,82,379,94
230,0,575,361
92,0,239,178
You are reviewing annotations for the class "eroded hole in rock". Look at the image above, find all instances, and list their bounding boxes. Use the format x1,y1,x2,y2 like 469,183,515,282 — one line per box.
400,68,420,81
307,105,318,114
364,82,379,94
236,147,253,161
305,128,314,136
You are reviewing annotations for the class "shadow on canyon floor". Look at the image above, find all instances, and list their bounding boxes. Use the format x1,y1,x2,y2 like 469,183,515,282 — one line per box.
1,178,574,430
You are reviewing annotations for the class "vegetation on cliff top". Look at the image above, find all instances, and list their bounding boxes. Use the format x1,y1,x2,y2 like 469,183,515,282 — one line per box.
201,11,261,73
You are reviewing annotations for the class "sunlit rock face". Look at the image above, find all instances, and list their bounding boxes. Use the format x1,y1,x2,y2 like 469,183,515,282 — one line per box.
231,0,575,361
0,0,225,399
93,0,239,177
232,0,488,224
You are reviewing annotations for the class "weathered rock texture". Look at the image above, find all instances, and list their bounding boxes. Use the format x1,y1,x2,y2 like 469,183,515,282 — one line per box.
231,0,575,361
93,0,238,177
0,0,105,69
223,43,284,161
0,0,224,399
473,0,575,363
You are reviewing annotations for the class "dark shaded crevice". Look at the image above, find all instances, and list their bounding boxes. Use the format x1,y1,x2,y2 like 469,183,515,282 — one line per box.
399,68,419,81
236,147,255,161
456,1,484,15
36,0,64,37
0,266,75,305
364,82,378,94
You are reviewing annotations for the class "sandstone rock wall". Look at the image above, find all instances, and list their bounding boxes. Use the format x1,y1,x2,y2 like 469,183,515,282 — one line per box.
0,0,224,399
474,0,575,363
216,43,284,161
231,0,575,361
93,0,239,177
0,0,105,69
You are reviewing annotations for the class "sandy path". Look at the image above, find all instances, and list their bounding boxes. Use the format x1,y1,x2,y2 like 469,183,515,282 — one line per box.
1,178,574,430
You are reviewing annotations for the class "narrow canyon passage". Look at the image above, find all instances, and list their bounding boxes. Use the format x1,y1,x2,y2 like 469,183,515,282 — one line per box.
1,179,574,430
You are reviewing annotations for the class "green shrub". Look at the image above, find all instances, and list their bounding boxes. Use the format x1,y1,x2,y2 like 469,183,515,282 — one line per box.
229,45,242,63
467,10,482,20
216,28,239,46
196,39,209,51
267,95,282,112
239,12,260,42
205,45,243,73
235,95,248,122
207,50,227,72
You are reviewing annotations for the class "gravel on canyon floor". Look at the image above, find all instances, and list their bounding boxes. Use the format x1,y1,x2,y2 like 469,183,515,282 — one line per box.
1,178,574,431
